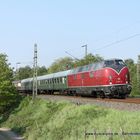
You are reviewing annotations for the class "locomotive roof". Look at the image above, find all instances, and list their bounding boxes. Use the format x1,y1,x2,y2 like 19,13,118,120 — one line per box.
104,58,123,61
69,61,104,74
21,77,33,83
37,69,71,80
20,70,71,83
69,59,124,74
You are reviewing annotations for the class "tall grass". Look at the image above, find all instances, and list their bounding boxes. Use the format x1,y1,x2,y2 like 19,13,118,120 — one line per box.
1,97,140,140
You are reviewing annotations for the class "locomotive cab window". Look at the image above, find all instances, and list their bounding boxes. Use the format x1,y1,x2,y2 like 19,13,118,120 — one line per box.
115,60,126,66
104,60,126,67
104,59,126,72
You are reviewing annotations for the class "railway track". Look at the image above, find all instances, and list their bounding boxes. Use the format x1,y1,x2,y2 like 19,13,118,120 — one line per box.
96,97,140,104
38,94,140,111
39,94,140,104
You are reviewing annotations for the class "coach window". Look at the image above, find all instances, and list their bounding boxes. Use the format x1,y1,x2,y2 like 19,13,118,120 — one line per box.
38,80,40,85
60,78,62,83
64,77,67,83
58,78,60,83
50,79,52,84
55,78,57,84
62,77,65,84
59,78,61,83
57,78,59,84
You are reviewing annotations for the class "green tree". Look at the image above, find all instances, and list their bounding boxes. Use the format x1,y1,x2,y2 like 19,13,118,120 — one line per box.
125,59,139,96
74,53,103,67
0,54,18,114
37,66,48,76
48,57,74,73
47,54,103,73
16,65,48,80
17,66,33,80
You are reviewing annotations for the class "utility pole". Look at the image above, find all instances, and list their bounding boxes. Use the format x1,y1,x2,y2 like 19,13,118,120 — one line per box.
137,55,140,93
32,43,38,99
16,62,21,80
81,44,87,57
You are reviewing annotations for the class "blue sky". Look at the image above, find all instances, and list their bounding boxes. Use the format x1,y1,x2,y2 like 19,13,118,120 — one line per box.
0,0,140,69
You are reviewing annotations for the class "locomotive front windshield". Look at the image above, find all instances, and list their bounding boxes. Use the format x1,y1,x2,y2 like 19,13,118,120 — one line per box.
104,59,126,72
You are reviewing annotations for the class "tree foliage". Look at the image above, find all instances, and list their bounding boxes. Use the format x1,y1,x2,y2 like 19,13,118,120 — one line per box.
48,57,74,73
17,66,32,80
15,54,103,77
125,59,140,96
47,54,103,73
15,66,48,80
0,54,18,114
74,53,103,67
37,66,48,76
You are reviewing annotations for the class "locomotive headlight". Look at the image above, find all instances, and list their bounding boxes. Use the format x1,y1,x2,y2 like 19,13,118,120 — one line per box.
18,83,21,87
125,74,128,79
109,75,112,80
125,74,128,83
108,75,112,84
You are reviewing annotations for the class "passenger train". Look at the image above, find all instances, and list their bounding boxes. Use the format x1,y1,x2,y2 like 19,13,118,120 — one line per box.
15,59,132,98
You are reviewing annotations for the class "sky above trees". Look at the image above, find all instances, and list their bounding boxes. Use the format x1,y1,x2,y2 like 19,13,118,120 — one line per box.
0,0,140,69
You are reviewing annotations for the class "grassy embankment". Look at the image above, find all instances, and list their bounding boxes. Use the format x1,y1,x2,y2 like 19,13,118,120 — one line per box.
0,97,140,140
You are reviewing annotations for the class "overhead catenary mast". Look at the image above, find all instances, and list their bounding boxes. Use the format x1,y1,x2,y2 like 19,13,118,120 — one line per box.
81,44,87,57
32,43,38,99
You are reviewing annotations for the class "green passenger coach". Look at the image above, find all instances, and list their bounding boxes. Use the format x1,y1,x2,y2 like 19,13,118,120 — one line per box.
37,70,71,93
20,70,71,94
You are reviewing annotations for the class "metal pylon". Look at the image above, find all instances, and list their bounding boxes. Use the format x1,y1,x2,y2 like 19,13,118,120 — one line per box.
33,43,38,99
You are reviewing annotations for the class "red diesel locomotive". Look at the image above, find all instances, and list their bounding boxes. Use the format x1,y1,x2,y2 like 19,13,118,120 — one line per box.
68,59,131,98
